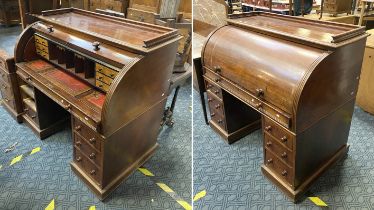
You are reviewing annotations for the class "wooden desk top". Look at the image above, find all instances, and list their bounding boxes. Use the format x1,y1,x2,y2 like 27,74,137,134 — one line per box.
365,29,374,48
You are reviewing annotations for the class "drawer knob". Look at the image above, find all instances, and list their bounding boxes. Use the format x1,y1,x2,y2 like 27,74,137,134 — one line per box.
75,125,82,131
281,170,288,176
218,119,223,124
210,113,216,117
65,104,71,110
214,66,221,74
281,152,287,158
26,76,31,81
255,102,262,109
24,108,29,112
92,41,100,51
281,136,287,142
31,115,36,119
47,25,54,33
215,104,221,109
267,158,273,164
90,170,96,175
208,98,213,102
76,157,82,162
89,153,96,159
89,138,96,144
265,126,272,131
76,141,82,147
214,90,219,94
256,88,264,97
215,78,221,83
266,141,272,147
206,84,212,89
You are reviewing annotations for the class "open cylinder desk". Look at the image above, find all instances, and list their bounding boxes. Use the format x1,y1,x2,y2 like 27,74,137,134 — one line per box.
200,12,368,202
11,8,180,200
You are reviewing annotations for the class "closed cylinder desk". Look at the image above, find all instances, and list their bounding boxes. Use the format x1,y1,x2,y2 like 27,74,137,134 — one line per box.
199,12,368,202
12,8,180,200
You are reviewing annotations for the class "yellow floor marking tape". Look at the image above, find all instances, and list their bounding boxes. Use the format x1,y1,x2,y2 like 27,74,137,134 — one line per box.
156,183,174,193
0,147,41,171
88,206,96,210
10,155,23,166
138,167,154,176
139,167,192,210
309,197,328,207
45,199,55,210
30,147,41,155
193,190,206,201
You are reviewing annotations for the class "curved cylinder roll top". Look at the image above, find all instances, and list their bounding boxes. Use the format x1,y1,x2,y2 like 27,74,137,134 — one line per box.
202,25,327,115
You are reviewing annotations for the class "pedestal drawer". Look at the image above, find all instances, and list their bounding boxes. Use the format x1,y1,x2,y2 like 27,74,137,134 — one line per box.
73,147,102,185
72,117,102,152
264,149,294,186
264,133,294,167
74,133,102,167
263,117,294,151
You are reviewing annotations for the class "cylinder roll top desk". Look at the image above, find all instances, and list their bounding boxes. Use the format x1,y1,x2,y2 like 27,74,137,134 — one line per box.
12,8,180,200
200,12,368,202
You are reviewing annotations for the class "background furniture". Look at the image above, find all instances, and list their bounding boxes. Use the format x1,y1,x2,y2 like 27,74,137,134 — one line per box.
0,0,21,26
319,0,353,19
0,49,23,122
356,28,374,114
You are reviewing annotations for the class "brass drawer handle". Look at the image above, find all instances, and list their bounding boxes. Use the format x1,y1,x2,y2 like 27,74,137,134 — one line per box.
24,108,29,112
265,126,272,131
256,88,264,97
281,170,288,176
4,98,9,102
207,98,213,102
31,115,36,119
89,138,96,144
90,170,96,175
266,141,272,147
267,158,273,164
215,104,221,109
89,153,96,159
76,156,82,162
214,90,220,95
75,125,82,131
281,136,287,142
206,84,212,89
210,113,216,117
26,76,31,81
214,78,221,83
76,141,82,147
218,119,223,124
281,152,287,158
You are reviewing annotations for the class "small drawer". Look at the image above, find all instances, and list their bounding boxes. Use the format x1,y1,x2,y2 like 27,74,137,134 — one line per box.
74,133,102,167
73,117,101,152
264,149,294,186
210,111,226,131
35,43,49,53
264,133,294,166
96,72,113,85
36,49,50,60
34,35,48,46
263,117,294,151
23,98,38,125
95,63,118,79
205,79,222,99
96,80,110,92
207,92,224,117
73,148,102,185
